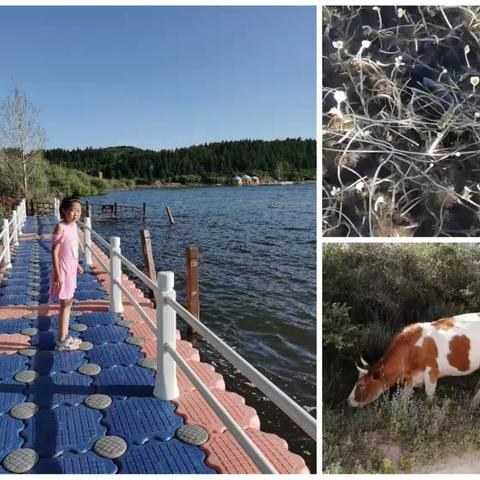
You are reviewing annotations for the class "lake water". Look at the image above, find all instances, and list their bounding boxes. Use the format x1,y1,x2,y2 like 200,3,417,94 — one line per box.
82,183,316,471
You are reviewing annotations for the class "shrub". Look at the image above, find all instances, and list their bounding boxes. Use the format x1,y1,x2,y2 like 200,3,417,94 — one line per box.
323,242,480,472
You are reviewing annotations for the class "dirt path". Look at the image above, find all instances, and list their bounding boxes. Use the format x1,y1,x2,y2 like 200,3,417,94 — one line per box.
416,452,480,474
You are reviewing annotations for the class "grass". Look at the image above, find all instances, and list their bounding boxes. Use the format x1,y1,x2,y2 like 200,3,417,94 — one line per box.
323,383,480,473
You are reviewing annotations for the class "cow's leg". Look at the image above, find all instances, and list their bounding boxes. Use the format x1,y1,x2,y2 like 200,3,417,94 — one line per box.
424,368,437,404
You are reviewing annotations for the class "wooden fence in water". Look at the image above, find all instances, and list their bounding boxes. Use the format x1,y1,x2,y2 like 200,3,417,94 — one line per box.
84,201,146,221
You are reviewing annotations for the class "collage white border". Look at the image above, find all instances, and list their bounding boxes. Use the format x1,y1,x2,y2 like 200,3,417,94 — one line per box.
318,2,480,478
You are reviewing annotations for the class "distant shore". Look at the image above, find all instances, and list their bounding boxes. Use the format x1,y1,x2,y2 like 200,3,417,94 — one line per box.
112,179,316,191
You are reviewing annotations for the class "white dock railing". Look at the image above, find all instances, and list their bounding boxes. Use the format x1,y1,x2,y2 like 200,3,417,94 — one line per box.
0,199,27,270
79,214,317,474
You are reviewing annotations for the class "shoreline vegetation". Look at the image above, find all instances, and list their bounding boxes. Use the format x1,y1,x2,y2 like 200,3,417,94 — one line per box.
0,92,316,203
41,138,316,199
108,178,317,191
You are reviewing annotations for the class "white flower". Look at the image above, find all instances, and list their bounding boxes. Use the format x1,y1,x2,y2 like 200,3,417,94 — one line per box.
465,47,472,68
372,6,380,11
332,40,344,50
334,90,347,104
330,186,341,197
374,195,385,212
361,130,371,138
437,67,447,82
395,55,404,67
471,76,479,87
355,181,365,192
361,40,371,49
397,8,405,18
475,112,480,119
455,152,461,157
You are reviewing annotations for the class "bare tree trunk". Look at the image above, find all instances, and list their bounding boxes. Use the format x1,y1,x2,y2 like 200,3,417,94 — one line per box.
23,154,27,194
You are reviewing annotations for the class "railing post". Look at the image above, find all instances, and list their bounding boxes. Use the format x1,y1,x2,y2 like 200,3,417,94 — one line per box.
153,271,179,400
17,201,22,225
22,199,26,224
84,217,92,266
2,219,11,269
11,211,18,247
140,229,156,302
54,197,61,220
16,206,22,236
109,236,123,313
186,246,200,337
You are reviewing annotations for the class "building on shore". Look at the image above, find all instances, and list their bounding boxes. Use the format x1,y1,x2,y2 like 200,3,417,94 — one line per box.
231,174,260,185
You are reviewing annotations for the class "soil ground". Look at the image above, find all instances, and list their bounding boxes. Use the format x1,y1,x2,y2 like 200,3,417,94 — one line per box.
416,452,480,473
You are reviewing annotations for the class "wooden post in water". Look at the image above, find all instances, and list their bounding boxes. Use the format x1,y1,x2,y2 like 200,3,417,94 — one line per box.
143,202,147,221
114,202,118,220
166,206,175,225
85,201,90,217
186,246,199,337
140,229,156,303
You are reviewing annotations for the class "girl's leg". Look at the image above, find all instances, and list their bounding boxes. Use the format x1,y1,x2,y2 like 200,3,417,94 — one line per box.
57,298,73,342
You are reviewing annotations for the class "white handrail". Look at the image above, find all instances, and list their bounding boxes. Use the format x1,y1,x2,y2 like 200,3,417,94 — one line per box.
112,278,157,334
12,211,18,247
110,236,123,313
165,296,317,441
83,217,92,265
79,217,316,466
81,218,158,292
85,243,111,274
166,343,278,474
79,220,111,251
90,228,111,250
154,271,178,400
112,250,158,293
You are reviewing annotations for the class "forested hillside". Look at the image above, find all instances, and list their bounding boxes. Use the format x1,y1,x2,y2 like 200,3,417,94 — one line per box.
44,138,316,183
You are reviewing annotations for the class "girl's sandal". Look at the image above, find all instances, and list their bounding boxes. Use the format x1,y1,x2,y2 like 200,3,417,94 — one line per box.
55,336,81,351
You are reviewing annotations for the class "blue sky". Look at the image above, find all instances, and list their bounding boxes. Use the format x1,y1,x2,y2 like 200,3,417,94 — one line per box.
0,6,316,150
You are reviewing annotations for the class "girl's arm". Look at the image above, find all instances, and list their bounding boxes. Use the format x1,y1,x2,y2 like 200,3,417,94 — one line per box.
51,224,63,285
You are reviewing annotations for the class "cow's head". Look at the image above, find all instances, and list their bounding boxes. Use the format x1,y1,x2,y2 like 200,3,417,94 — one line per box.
348,357,386,407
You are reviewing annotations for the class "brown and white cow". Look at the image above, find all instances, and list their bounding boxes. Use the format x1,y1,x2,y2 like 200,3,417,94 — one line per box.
348,314,480,407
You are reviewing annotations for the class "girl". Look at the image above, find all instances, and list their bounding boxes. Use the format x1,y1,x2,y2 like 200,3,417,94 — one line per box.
49,197,84,351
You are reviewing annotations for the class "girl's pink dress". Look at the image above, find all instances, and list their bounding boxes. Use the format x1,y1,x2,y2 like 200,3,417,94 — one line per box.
49,221,80,302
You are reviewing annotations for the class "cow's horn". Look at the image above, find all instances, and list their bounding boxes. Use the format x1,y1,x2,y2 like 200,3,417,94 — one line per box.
356,364,368,374
360,356,369,367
